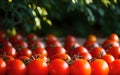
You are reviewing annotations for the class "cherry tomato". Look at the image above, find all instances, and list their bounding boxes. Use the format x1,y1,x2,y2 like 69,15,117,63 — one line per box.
0,58,6,75
65,35,77,43
70,59,91,75
109,59,120,75
15,40,28,49
108,33,119,42
26,33,39,42
7,59,27,75
102,40,119,50
1,55,14,65
17,48,32,58
51,53,71,63
107,46,120,59
90,47,106,58
101,54,115,66
83,40,99,51
90,59,109,75
49,59,70,75
87,34,97,42
27,58,48,75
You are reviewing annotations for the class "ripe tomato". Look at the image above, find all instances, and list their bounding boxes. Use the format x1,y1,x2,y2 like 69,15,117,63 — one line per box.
15,40,28,49
9,33,23,45
26,33,39,42
109,59,120,75
83,40,99,51
102,40,119,50
89,47,106,58
32,47,47,56
49,59,70,75
1,46,16,57
17,48,32,58
51,53,71,63
27,58,48,75
0,58,6,75
90,59,109,75
1,55,14,65
101,54,115,66
107,46,120,59
65,35,77,43
108,33,119,42
7,59,27,75
47,46,66,59
70,59,91,75
87,34,97,42
70,46,88,58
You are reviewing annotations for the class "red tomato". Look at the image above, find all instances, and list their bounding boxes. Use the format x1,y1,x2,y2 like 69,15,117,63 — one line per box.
79,52,92,60
1,46,16,57
27,58,48,75
101,54,115,66
7,59,27,75
90,47,106,58
107,46,120,59
90,59,109,75
51,53,71,63
49,59,70,75
9,33,23,45
1,55,14,65
109,59,120,75
45,34,58,44
0,58,7,75
70,46,88,58
26,33,39,42
108,33,119,42
65,35,77,43
47,46,66,59
70,59,91,75
102,40,119,50
15,40,28,49
83,40,99,51
17,48,32,58
32,47,47,56
87,34,97,42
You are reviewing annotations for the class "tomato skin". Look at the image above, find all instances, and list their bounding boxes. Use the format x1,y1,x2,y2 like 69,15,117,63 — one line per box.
90,47,106,58
7,59,27,75
109,59,120,75
70,59,91,75
27,33,39,42
90,59,109,75
49,59,70,75
109,33,119,42
107,46,120,59
0,58,6,75
27,58,48,75
17,48,32,58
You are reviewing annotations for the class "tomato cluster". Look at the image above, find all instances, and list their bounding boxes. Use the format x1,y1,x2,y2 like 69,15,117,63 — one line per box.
0,31,120,75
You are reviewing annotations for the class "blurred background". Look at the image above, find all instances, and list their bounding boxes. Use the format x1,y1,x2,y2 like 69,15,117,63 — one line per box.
0,0,120,37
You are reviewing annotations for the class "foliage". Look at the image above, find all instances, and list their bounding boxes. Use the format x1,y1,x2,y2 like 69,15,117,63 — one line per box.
0,0,120,37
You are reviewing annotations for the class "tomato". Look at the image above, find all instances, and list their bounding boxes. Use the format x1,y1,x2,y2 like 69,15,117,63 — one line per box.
90,59,109,75
0,58,6,75
101,54,115,66
70,46,88,58
15,40,28,49
1,55,14,65
87,34,97,42
28,40,45,49
108,33,119,42
32,47,47,57
89,47,106,58
1,40,12,47
17,56,30,65
7,59,27,75
70,59,91,75
65,35,77,43
49,59,70,75
17,48,32,58
47,46,66,59
109,59,120,75
26,33,39,42
1,46,16,57
78,52,92,60
45,34,58,45
83,40,99,51
9,33,23,45
27,58,48,75
51,53,71,63
102,40,119,50
107,46,120,59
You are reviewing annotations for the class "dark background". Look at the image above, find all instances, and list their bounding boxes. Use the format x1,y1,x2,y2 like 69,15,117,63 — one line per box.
0,0,120,37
